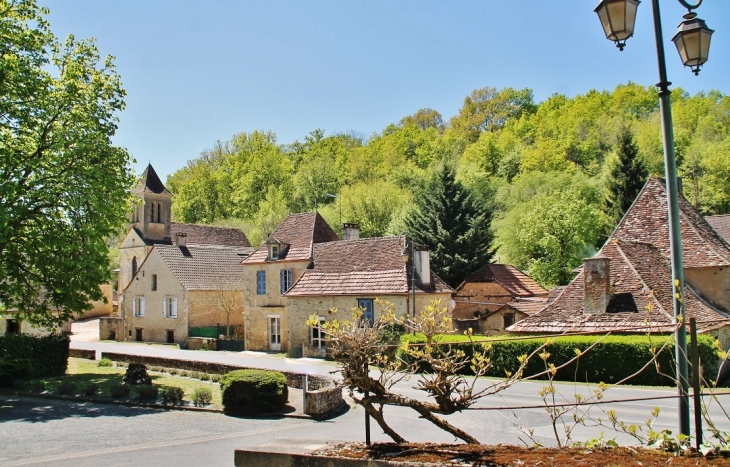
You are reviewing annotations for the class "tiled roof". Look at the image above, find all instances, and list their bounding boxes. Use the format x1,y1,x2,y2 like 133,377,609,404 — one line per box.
508,239,730,334
457,264,547,297
170,223,252,249
243,212,339,264
132,164,171,195
155,244,246,291
705,215,730,245
506,298,548,315
611,177,730,268
285,236,453,296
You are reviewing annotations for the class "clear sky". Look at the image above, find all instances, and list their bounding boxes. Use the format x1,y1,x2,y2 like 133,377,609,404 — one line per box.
42,0,730,183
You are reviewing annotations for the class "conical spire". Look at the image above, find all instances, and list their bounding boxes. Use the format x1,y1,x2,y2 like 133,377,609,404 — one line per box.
133,164,171,195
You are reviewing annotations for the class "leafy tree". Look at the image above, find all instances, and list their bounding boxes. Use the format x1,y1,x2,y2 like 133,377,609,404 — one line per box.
604,127,648,227
341,180,411,238
405,165,494,288
497,188,605,287
450,86,535,143
0,0,134,326
399,108,444,132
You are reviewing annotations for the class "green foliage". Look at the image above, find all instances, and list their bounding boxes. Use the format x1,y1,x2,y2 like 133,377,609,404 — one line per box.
160,386,184,405
97,358,113,367
398,334,717,386
193,387,213,406
406,164,495,288
110,383,130,398
0,333,69,380
83,383,99,396
220,369,288,415
604,127,648,227
122,363,151,385
0,0,135,326
57,380,77,395
0,359,33,387
135,384,159,401
341,180,412,238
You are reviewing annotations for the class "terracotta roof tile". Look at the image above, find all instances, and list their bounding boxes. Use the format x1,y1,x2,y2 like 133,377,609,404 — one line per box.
508,239,730,334
156,244,246,291
458,264,547,297
507,299,548,315
170,223,252,249
243,212,339,264
705,215,730,245
285,236,453,296
612,177,730,268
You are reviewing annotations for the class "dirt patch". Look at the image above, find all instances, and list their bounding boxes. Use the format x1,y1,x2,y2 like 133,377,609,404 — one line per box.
314,442,730,466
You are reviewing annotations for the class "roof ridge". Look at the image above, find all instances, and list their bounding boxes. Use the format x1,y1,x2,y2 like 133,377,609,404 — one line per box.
678,196,730,264
612,240,671,320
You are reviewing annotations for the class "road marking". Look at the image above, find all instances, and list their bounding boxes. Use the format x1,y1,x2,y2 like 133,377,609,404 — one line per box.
2,420,311,466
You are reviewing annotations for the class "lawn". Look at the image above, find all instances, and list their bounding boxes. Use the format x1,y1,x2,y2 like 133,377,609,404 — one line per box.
26,358,223,408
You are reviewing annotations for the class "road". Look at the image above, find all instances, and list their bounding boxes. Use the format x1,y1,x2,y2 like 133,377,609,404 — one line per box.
1,320,723,466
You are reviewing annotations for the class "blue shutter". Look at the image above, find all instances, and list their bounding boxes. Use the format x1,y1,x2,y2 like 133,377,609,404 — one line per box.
280,269,286,294
288,269,293,290
257,271,266,295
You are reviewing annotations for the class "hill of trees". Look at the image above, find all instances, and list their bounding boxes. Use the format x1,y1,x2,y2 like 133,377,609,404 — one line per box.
166,83,730,287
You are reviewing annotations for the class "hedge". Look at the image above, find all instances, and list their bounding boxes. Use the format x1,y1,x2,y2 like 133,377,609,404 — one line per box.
397,334,718,386
220,369,288,415
0,333,69,385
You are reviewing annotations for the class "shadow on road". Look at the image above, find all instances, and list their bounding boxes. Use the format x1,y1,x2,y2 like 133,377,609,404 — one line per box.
0,395,163,423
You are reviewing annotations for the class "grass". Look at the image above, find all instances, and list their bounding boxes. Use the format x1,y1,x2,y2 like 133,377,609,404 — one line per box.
28,358,223,408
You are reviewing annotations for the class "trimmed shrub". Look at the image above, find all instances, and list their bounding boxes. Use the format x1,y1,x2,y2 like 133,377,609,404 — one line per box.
211,374,221,383
97,358,113,367
83,383,99,396
199,373,210,381
220,369,288,415
192,387,213,406
0,359,33,387
0,334,68,379
136,384,159,401
57,380,77,395
160,386,184,406
397,333,718,386
110,383,130,398
123,363,152,385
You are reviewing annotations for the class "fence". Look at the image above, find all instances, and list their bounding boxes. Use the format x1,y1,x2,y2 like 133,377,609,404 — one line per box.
189,324,244,340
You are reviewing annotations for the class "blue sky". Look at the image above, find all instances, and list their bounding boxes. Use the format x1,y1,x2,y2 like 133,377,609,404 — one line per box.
43,0,730,182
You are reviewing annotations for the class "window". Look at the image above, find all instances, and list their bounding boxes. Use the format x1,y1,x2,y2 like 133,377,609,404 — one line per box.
131,257,138,278
6,319,20,334
280,269,293,294
269,244,279,260
503,313,515,328
157,203,161,223
358,299,374,326
132,296,145,317
151,274,157,291
163,297,178,318
310,316,326,349
256,271,266,295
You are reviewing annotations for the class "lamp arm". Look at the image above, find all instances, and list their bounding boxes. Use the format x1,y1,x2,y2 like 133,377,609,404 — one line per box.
678,0,702,11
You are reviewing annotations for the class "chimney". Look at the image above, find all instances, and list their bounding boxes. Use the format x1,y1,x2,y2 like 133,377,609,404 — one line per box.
583,257,610,314
175,232,187,247
414,250,431,286
343,223,360,241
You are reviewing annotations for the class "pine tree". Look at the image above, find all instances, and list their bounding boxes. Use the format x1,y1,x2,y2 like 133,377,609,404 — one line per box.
604,127,648,227
405,165,494,288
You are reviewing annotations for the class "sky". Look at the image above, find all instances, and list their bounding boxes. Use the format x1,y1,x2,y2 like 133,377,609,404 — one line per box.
42,0,730,183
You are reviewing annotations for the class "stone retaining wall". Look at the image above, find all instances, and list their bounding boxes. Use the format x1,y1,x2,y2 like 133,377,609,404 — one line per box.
69,348,96,360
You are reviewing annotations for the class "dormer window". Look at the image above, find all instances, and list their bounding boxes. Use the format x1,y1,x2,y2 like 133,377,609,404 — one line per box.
269,244,279,260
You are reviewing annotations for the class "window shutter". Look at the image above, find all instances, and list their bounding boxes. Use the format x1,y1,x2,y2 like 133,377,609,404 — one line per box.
140,297,146,317
288,269,293,288
280,269,285,294
163,297,167,317
132,297,137,316
172,297,178,318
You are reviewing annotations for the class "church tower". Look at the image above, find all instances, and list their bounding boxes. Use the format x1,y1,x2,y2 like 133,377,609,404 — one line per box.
129,164,172,242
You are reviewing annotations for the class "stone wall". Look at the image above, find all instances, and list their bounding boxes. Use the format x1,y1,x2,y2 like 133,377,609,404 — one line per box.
99,317,123,341
186,337,217,350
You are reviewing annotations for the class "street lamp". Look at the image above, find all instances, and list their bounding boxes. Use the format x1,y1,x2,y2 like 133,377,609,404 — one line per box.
594,0,714,439
401,236,417,333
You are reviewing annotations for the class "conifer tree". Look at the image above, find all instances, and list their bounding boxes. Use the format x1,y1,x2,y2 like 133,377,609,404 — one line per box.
604,127,648,227
405,165,494,288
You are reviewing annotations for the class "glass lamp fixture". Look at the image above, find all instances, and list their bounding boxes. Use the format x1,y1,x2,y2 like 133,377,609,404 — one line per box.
672,11,713,75
594,0,640,51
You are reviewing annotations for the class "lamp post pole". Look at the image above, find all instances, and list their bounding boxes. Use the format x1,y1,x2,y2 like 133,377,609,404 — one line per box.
650,0,690,437
411,240,416,333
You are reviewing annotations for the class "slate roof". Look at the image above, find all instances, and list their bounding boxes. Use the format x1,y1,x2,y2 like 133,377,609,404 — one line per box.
154,244,246,291
508,239,730,334
705,214,730,245
612,177,730,268
456,264,547,297
243,212,339,264
132,164,171,195
284,236,453,296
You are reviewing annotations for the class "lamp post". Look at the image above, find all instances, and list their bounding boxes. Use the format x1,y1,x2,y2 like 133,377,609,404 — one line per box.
594,0,713,439
401,236,417,333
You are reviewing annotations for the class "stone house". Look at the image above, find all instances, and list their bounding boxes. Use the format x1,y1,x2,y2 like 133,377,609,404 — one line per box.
284,233,454,357
451,264,547,335
509,177,730,349
241,212,340,353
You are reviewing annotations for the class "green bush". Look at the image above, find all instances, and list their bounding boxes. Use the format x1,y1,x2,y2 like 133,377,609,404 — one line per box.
160,386,184,405
211,374,221,383
199,373,210,381
57,380,77,395
136,384,159,401
0,359,33,387
0,334,68,379
123,363,152,385
110,383,130,398
97,358,113,367
397,334,718,386
192,387,213,406
83,383,99,396
169,368,179,375
220,369,288,415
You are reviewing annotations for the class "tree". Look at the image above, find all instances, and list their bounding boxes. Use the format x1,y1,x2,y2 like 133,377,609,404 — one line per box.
0,0,134,327
604,127,648,227
399,108,444,132
340,180,412,238
450,86,536,143
405,165,494,288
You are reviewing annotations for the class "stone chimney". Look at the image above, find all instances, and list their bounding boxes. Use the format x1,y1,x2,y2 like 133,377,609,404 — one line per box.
414,250,431,286
175,232,187,247
583,257,610,314
343,223,360,241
